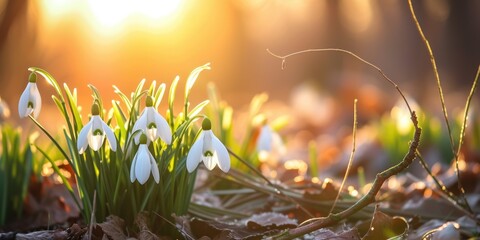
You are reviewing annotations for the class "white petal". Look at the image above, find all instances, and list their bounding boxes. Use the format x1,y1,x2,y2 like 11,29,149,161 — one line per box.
256,125,273,152
146,127,157,143
202,130,213,153
88,116,105,151
18,83,32,118
130,152,138,183
212,135,230,173
31,83,41,118
89,134,105,151
202,131,216,170
77,120,93,154
153,110,172,144
101,120,117,151
132,110,147,144
145,108,157,139
135,145,152,185
186,132,204,173
150,154,160,183
203,155,216,170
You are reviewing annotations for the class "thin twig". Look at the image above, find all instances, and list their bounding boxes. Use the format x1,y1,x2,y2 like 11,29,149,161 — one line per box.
274,112,421,240
267,48,414,116
329,99,358,215
267,46,422,239
416,150,455,199
456,65,480,165
300,99,359,227
406,172,479,223
407,0,472,213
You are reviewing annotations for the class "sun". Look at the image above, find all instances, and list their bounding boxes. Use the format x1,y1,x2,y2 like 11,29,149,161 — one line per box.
40,0,183,29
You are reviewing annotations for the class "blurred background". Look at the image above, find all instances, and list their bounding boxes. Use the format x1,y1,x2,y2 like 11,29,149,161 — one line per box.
0,0,479,125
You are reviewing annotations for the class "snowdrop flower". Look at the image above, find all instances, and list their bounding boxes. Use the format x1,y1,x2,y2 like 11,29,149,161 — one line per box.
18,72,41,118
256,123,286,161
187,118,230,173
130,133,160,184
132,96,171,145
77,103,117,154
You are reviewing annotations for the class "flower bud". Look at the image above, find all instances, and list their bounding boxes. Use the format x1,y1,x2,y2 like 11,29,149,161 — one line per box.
91,103,100,115
28,72,37,83
202,118,211,130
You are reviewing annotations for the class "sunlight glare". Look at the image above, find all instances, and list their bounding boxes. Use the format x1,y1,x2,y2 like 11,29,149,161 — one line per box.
87,0,183,27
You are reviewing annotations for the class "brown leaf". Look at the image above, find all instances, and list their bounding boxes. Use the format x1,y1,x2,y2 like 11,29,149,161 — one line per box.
407,219,444,240
408,220,463,240
190,218,244,239
303,180,338,202
309,228,360,240
173,214,196,240
189,216,289,240
362,206,408,240
16,229,68,240
135,213,159,240
245,212,297,230
66,223,86,240
98,215,127,240
401,197,464,220
4,176,80,232
426,222,461,240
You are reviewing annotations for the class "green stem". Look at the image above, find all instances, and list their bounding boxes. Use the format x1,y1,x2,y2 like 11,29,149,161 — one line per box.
28,115,70,163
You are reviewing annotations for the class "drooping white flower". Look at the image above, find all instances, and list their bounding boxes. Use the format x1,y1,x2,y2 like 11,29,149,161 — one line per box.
187,118,230,173
130,133,160,184
18,72,41,118
256,123,286,161
77,103,117,154
132,96,171,145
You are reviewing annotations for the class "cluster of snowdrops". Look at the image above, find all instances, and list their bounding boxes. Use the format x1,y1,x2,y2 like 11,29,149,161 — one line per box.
11,64,279,231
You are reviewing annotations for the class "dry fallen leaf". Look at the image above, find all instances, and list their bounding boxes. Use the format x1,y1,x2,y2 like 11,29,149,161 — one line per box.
15,229,68,240
401,197,464,220
135,213,159,240
425,222,461,240
188,213,297,240
308,228,360,240
98,215,127,240
362,206,408,240
245,212,297,231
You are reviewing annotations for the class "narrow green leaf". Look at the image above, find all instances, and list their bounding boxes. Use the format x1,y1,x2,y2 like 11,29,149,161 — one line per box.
188,100,209,118
134,79,146,98
154,83,166,109
64,83,83,134
168,76,180,123
185,63,211,100
113,85,132,110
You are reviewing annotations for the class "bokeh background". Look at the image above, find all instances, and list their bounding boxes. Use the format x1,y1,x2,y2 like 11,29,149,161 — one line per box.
0,0,479,126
